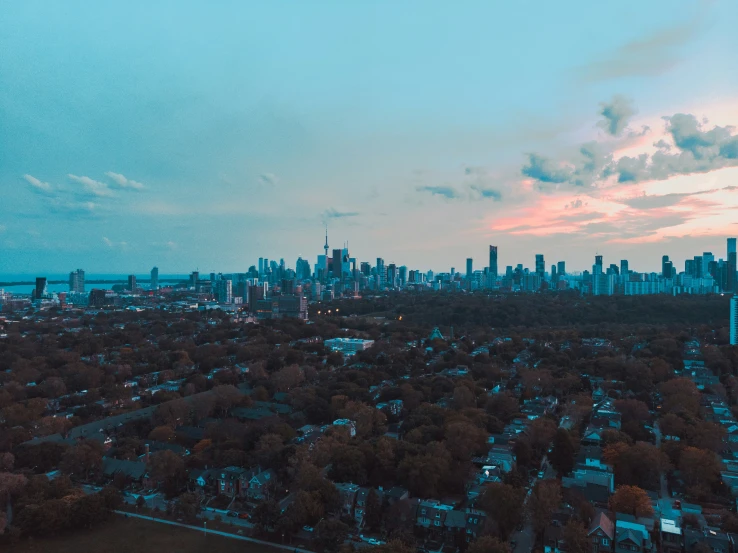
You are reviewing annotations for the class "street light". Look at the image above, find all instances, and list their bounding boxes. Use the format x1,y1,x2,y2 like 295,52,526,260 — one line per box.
203,521,207,536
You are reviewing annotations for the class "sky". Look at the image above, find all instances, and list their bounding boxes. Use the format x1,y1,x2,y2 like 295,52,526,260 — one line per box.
2,0,738,275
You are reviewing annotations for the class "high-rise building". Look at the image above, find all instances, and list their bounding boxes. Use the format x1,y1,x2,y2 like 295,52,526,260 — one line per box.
661,255,670,277
551,264,558,282
620,260,629,276
557,261,566,277
69,269,85,293
731,294,738,346
35,277,47,299
215,279,233,303
189,271,199,289
376,258,386,287
703,252,714,279
489,246,498,278
331,248,343,278
387,264,398,288
535,254,545,279
150,266,159,290
466,258,473,277
693,255,703,278
127,275,137,292
728,238,737,292
594,255,603,275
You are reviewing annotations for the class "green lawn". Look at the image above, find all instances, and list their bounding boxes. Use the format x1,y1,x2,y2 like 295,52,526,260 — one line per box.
4,516,287,553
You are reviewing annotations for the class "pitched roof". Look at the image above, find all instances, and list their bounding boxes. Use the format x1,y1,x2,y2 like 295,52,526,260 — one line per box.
589,511,614,539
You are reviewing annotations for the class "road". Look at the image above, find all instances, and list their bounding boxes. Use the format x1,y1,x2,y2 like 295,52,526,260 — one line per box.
653,421,669,499
510,455,550,553
114,511,313,552
200,508,254,528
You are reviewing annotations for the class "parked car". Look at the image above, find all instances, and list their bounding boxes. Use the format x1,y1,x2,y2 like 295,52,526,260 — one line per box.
303,525,314,532
238,512,249,519
367,539,381,545
227,511,238,517
537,471,545,478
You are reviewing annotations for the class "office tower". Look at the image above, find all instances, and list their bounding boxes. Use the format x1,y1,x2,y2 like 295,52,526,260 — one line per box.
728,238,737,292
489,246,498,278
376,258,386,287
35,277,47,299
608,264,619,275
150,266,159,290
189,271,199,289
703,252,714,279
331,248,343,277
127,275,137,291
69,269,85,293
281,279,295,295
731,294,737,345
215,279,233,303
360,262,371,276
399,266,407,286
535,254,545,279
594,255,603,275
466,258,473,277
387,264,398,288
693,256,703,278
685,259,695,277
506,266,514,278
557,261,566,277
551,265,558,282
661,255,670,277
88,289,107,308
451,267,455,276
258,258,264,275
620,260,629,276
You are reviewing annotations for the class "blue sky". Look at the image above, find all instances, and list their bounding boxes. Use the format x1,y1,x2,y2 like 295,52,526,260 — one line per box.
2,0,738,274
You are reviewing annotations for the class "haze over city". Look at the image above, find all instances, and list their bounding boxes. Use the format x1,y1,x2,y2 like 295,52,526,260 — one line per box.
2,2,738,274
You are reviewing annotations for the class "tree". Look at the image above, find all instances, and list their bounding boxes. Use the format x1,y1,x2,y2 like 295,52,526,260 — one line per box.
444,421,489,461
252,499,281,533
477,483,525,540
149,450,185,496
148,425,175,442
485,392,519,422
0,472,27,503
659,378,700,417
609,485,653,517
364,540,415,553
549,429,576,476
467,536,511,553
679,447,721,496
529,480,561,535
364,488,382,532
528,418,557,454
563,520,590,553
272,364,304,392
315,518,350,552
453,386,476,409
59,440,103,479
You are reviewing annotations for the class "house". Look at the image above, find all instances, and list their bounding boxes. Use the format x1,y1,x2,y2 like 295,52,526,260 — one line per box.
102,458,148,488
544,513,571,553
660,518,682,553
486,445,516,473
241,467,275,500
464,508,486,543
217,466,247,496
589,511,614,553
385,486,409,505
188,468,214,489
684,527,731,553
335,482,360,517
614,514,653,553
416,500,454,535
332,418,357,437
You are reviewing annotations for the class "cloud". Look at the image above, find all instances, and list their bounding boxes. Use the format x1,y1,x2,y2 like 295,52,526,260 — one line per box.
521,153,571,184
599,95,636,136
102,236,128,249
322,207,360,220
68,174,114,197
577,22,699,82
258,173,278,186
0,224,6,233
565,199,584,209
105,171,145,190
470,185,502,201
416,185,460,199
23,174,53,193
523,101,738,188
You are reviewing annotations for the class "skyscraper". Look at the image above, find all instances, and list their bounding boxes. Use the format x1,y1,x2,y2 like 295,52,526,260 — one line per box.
466,258,473,277
35,277,47,299
535,254,545,279
557,261,566,277
150,266,159,290
489,246,498,278
620,260,629,276
661,255,670,277
703,252,714,279
731,294,738,346
215,279,233,303
728,238,737,292
594,255,603,275
69,269,85,293
376,258,386,287
127,275,137,292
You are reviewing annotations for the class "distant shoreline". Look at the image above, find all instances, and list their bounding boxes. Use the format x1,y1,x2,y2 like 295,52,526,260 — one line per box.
0,278,188,287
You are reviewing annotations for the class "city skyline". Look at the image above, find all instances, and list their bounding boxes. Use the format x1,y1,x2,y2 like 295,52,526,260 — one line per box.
2,2,738,273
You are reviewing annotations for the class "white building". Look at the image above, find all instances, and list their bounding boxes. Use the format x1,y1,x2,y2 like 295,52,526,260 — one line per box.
324,337,374,354
731,294,737,346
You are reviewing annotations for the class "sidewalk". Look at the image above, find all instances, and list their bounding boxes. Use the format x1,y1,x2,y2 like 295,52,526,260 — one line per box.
114,511,313,553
